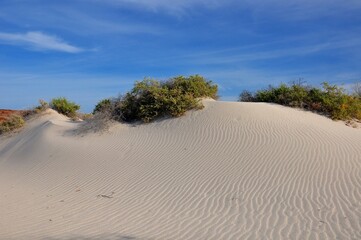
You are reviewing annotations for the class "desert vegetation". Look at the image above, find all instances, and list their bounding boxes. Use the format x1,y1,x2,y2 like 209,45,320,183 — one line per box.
0,100,52,135
0,98,82,135
4,74,217,135
0,111,25,134
34,99,49,113
353,82,361,98
93,75,218,123
239,82,361,121
50,97,80,118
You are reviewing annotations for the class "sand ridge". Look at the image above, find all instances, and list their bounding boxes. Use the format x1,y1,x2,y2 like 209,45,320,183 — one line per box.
0,100,361,239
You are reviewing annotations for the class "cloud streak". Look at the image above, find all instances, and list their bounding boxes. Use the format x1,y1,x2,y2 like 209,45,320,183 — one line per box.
0,3,163,36
100,0,225,13
100,0,361,18
0,31,83,53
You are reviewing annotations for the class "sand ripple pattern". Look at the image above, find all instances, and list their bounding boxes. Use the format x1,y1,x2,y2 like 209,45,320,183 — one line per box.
1,101,361,239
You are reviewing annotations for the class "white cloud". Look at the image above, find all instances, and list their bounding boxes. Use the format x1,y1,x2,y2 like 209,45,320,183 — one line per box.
244,0,361,20
0,3,163,36
134,36,361,67
100,0,361,18
99,0,229,14
0,31,83,53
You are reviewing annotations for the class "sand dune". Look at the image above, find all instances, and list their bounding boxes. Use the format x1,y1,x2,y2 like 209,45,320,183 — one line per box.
1,100,361,240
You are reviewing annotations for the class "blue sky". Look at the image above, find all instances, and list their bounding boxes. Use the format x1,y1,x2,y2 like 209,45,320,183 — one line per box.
1,0,361,112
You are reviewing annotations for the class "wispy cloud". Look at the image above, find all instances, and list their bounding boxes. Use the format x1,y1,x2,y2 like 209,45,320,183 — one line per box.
100,0,361,18
132,35,361,68
0,3,163,36
0,31,83,53
242,0,361,21
99,0,230,14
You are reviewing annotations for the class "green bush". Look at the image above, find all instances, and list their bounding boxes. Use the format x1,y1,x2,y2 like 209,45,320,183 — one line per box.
120,78,203,122
352,82,361,98
239,90,254,102
288,84,309,107
0,114,25,134
93,99,112,114
164,88,203,117
252,85,278,103
35,99,49,112
239,82,361,121
166,75,218,99
121,79,163,122
94,75,217,123
306,88,324,110
50,97,80,118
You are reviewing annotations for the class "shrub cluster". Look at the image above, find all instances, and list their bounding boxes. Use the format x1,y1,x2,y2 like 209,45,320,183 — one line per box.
0,114,25,134
93,99,112,115
34,99,49,113
165,75,218,99
50,97,80,118
353,82,361,97
93,75,218,123
239,82,361,120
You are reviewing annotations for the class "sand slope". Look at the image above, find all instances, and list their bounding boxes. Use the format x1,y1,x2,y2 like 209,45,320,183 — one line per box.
1,101,361,240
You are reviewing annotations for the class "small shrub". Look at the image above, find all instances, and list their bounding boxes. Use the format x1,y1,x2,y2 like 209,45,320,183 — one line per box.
76,111,114,134
306,87,324,110
239,90,254,102
120,78,203,122
35,99,49,112
288,84,309,107
164,88,203,117
109,96,125,122
121,79,163,122
126,75,217,122
93,99,112,114
77,113,93,120
0,114,25,134
254,85,277,103
240,81,361,121
166,75,219,99
352,82,361,98
94,75,217,123
50,97,80,118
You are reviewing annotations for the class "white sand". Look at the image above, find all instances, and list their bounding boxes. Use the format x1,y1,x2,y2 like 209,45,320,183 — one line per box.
1,100,361,239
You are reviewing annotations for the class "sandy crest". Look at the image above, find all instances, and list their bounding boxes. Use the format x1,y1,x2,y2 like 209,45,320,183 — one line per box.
0,101,361,240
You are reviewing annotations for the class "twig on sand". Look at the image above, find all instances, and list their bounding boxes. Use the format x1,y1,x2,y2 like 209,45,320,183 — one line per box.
97,191,115,199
